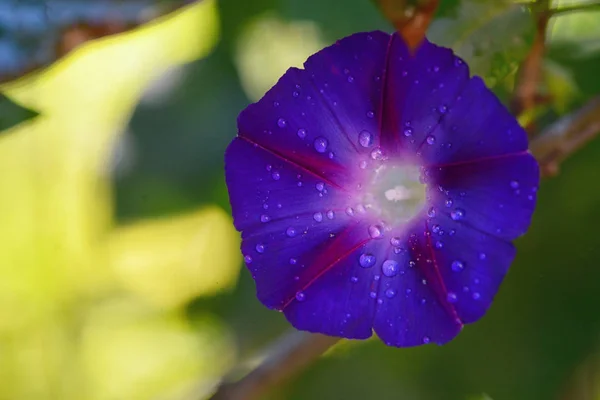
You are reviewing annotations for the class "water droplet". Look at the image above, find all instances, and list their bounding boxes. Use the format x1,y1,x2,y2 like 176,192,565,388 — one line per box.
369,291,377,299
347,76,354,83
479,253,486,260
345,207,355,216
431,224,440,234
316,182,325,192
271,171,281,180
290,258,297,265
359,253,376,268
385,289,396,298
366,111,374,118
409,260,416,268
358,130,373,147
369,147,382,160
255,243,265,253
422,279,427,285
313,137,328,153
447,292,458,303
377,298,383,305
368,225,384,239
294,275,300,281
244,255,253,264
427,207,436,217
277,118,286,128
374,274,381,281
266,164,272,172
510,180,519,189
295,291,306,301
260,214,270,223
472,292,481,300
438,104,448,114
435,240,443,249
273,101,280,107
451,260,464,272
422,336,431,344
328,151,334,159
293,91,299,97
403,127,413,137
450,208,465,220
426,135,436,145
390,237,402,247
326,210,335,220
449,229,456,236
313,212,323,222
286,227,297,237
382,260,400,277
445,199,453,208
350,276,359,283
297,128,307,138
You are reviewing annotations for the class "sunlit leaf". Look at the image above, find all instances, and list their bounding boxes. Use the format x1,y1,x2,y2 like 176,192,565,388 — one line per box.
80,298,235,400
0,93,38,132
108,207,241,309
428,0,535,87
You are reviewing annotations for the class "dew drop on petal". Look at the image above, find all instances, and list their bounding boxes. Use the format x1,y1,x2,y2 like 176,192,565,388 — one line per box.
255,243,265,253
313,137,328,153
451,260,464,272
358,130,373,147
297,128,307,138
289,258,297,265
359,160,367,169
438,104,448,114
451,208,465,220
426,135,436,145
472,292,481,300
403,127,413,137
366,111,374,118
427,207,436,217
286,227,297,237
271,171,281,180
510,180,519,189
295,291,306,301
326,210,335,220
313,212,323,222
369,291,377,299
422,336,431,344
277,118,286,128
244,255,253,264
359,253,376,268
345,207,354,216
447,292,458,303
350,276,359,283
316,182,324,192
382,260,400,277
435,240,443,249
368,225,384,239
445,199,453,208
260,214,270,223
385,289,396,298
390,237,401,247
479,252,487,260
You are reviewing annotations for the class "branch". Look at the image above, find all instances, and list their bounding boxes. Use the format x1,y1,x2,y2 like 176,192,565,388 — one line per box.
208,331,340,400
374,0,440,51
530,96,600,177
511,0,550,118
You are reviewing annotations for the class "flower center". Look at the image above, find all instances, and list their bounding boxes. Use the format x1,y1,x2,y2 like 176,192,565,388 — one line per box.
361,163,426,226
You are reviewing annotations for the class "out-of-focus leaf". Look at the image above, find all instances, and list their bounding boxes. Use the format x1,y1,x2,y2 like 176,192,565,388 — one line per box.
544,59,579,113
0,93,38,132
0,0,195,83
234,13,326,101
549,4,600,59
428,0,535,87
80,298,235,400
108,207,241,309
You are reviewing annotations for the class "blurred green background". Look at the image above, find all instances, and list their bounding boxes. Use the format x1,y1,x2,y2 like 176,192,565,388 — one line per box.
1,0,600,399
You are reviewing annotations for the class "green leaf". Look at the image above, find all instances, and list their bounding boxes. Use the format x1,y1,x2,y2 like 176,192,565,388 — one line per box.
0,93,38,132
428,0,535,87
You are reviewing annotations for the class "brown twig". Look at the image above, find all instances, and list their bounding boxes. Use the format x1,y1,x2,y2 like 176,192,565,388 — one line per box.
511,0,550,119
375,0,440,51
208,332,340,400
530,96,600,177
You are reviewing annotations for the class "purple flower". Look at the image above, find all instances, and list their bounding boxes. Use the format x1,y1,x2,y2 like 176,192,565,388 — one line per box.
225,31,539,347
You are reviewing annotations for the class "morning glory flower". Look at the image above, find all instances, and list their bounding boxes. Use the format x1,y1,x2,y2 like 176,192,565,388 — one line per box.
225,31,539,347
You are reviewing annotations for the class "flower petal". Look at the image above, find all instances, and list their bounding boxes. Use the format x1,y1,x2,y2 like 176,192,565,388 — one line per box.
425,153,539,240
236,31,392,188
418,76,529,165
380,38,470,154
425,212,516,324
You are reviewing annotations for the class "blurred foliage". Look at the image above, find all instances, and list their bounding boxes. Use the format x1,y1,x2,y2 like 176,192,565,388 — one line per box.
0,0,599,399
428,0,534,88
0,93,38,131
